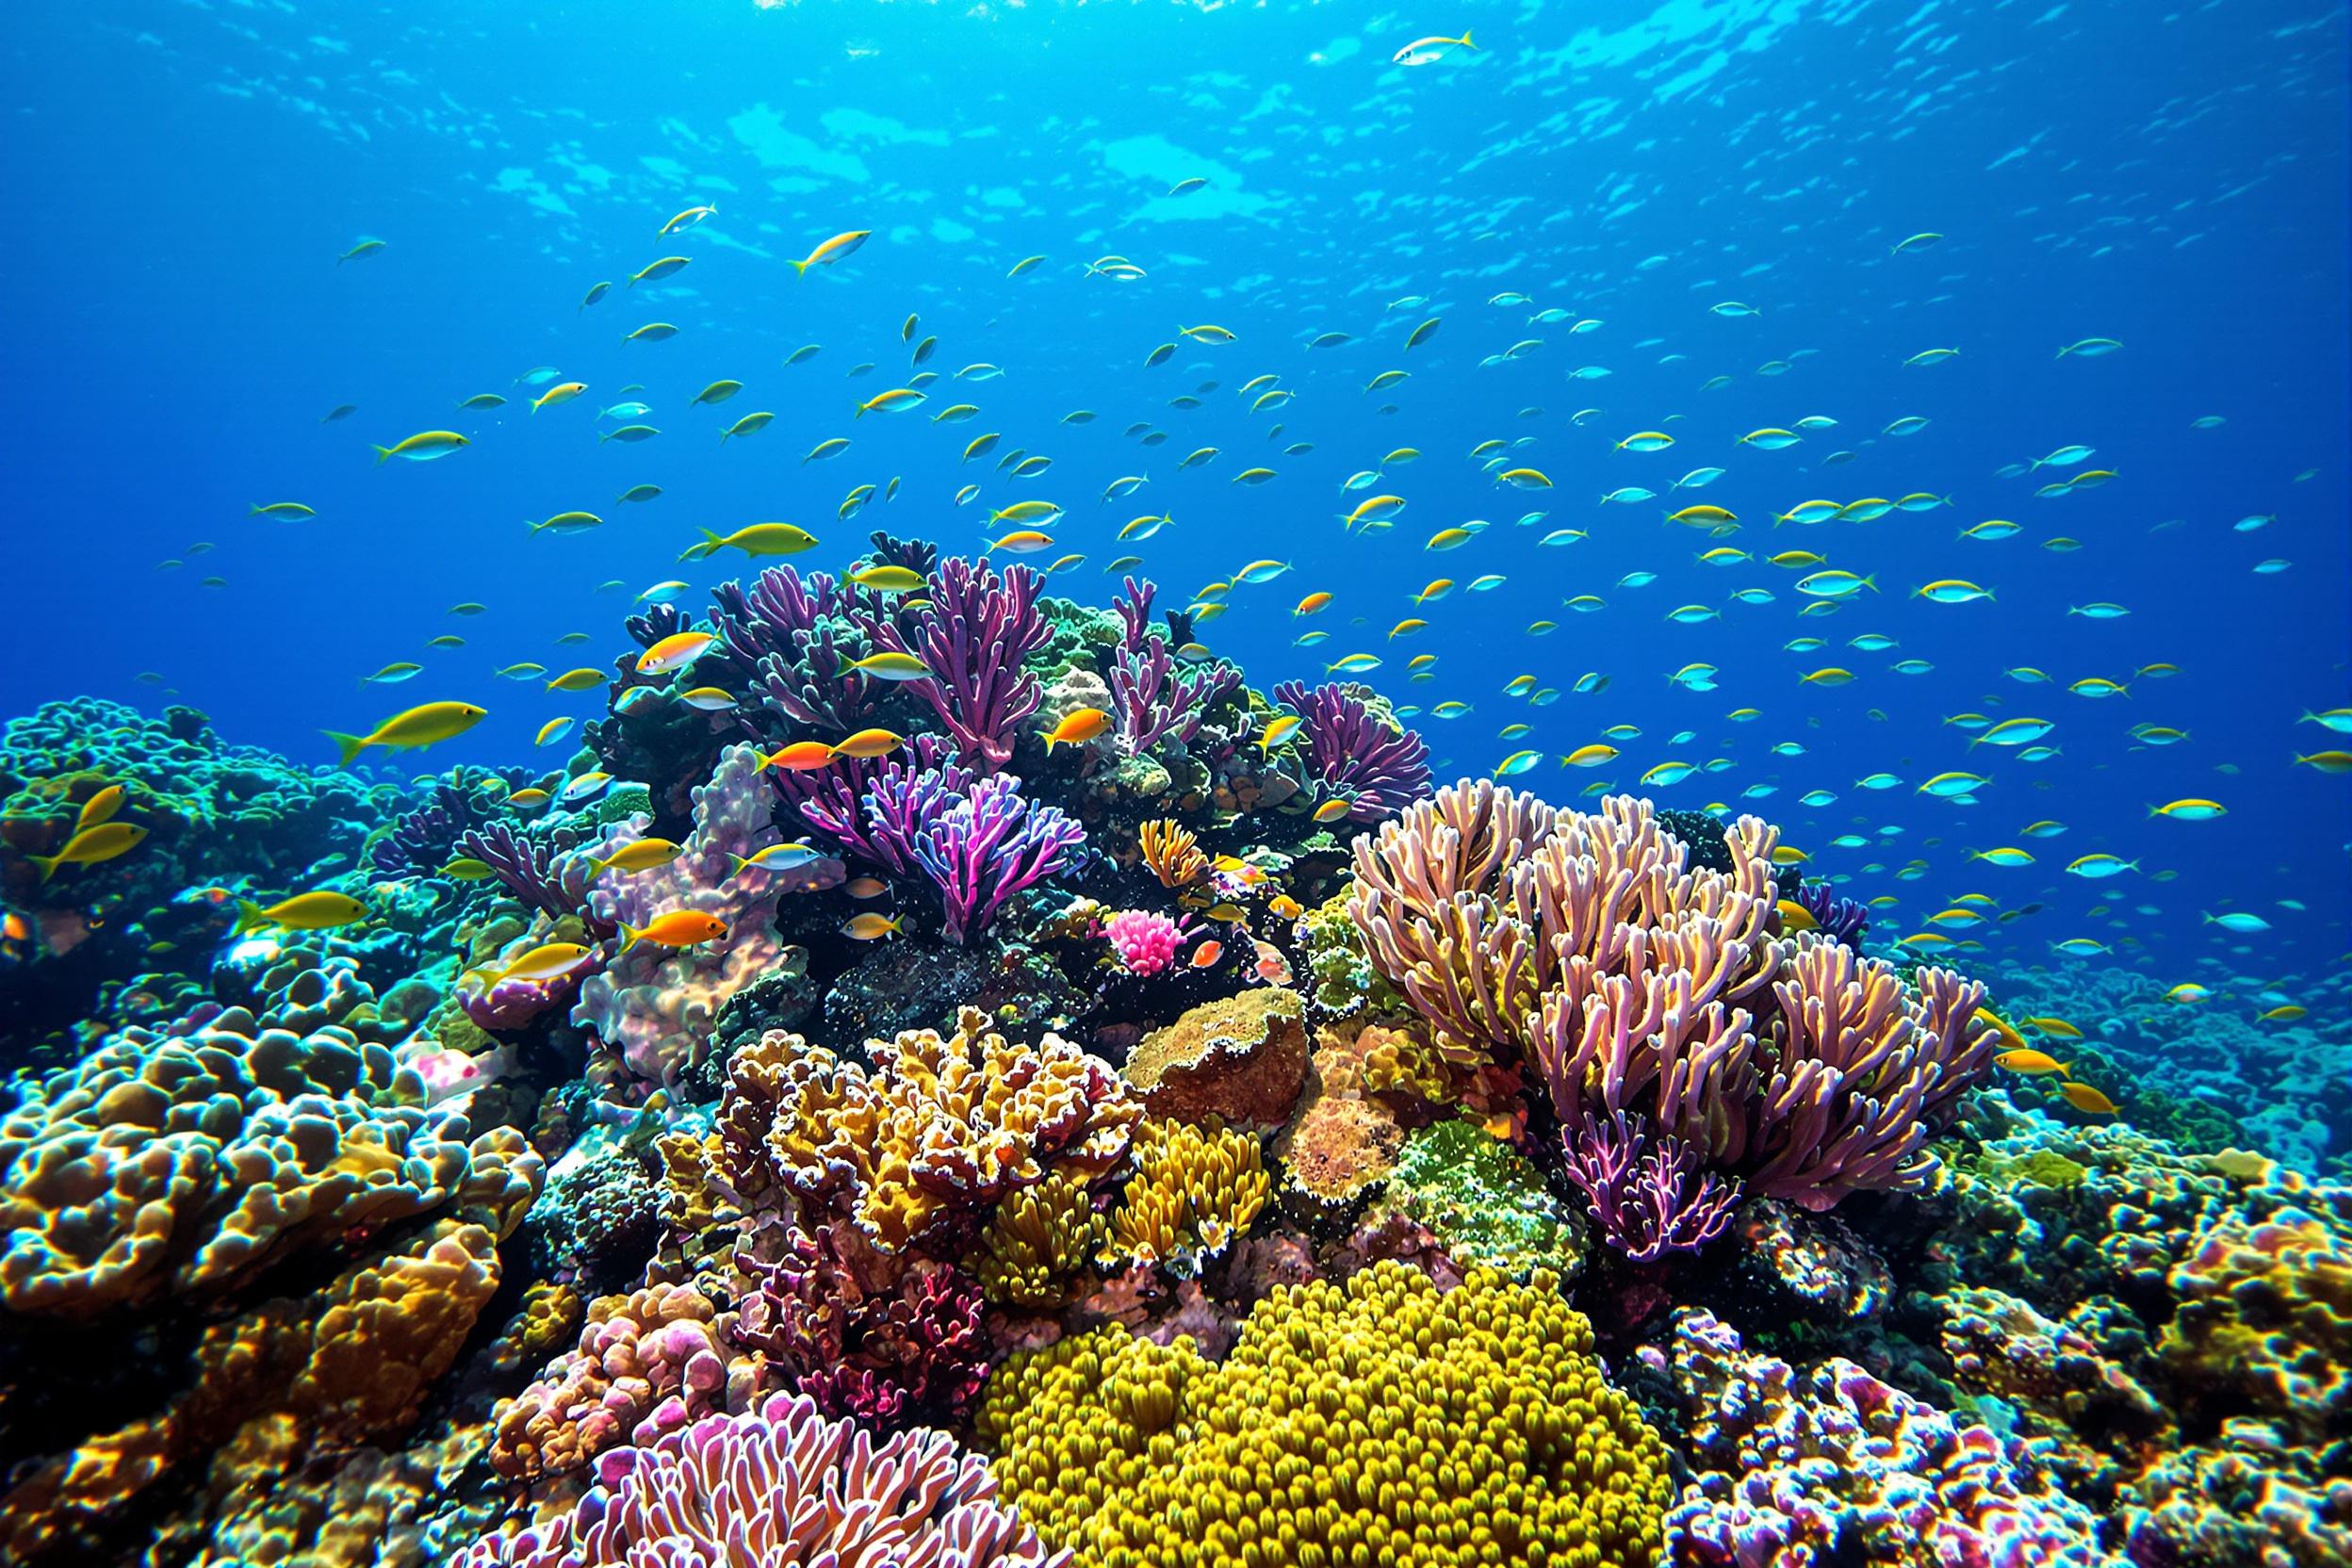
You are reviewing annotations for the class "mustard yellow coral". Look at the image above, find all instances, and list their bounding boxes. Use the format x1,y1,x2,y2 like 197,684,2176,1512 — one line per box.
978,1262,1672,1568
976,1168,1104,1306
738,1006,1142,1252
1102,1119,1269,1273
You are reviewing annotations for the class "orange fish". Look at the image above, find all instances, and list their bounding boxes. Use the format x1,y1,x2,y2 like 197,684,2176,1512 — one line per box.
844,876,888,900
1252,939,1292,986
619,910,730,954
1268,894,1302,920
1042,708,1113,751
1189,939,1223,969
760,741,837,772
1311,798,1352,825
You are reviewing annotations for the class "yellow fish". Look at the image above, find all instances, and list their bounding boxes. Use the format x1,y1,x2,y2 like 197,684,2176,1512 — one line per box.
25,822,148,882
233,890,370,936
324,701,486,765
683,523,819,560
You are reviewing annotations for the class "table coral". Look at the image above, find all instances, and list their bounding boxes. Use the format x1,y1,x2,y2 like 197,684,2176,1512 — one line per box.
978,1260,1673,1568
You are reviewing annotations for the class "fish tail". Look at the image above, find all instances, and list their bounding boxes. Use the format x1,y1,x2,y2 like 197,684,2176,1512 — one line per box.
371,446,393,465
322,730,369,767
1864,574,1878,593
1460,28,1477,47
28,852,60,883
789,259,809,277
232,900,269,938
619,922,642,954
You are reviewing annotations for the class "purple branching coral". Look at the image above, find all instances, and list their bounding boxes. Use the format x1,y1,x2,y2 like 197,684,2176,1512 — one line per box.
1349,786,1998,1214
767,736,956,875
1270,679,1434,824
1108,577,1241,752
731,1221,990,1430
1786,876,1870,948
455,821,607,935
1560,1110,1741,1262
709,565,890,733
865,767,1085,945
456,1390,1067,1568
709,554,1051,771
869,557,1050,770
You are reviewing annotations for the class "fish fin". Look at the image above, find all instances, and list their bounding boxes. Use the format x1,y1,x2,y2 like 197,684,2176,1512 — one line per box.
619,922,642,954
371,446,393,465
28,852,58,883
789,259,809,277
1865,575,1878,593
232,900,269,938
322,730,368,767
1460,28,1477,47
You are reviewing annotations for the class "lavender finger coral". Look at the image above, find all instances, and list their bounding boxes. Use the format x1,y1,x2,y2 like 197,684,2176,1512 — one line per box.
460,1391,1068,1568
1350,783,1996,1228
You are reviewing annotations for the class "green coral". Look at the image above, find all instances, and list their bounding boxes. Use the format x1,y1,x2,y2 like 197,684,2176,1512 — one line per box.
976,1261,1673,1568
1035,596,1125,678
1300,888,1394,1016
1376,1119,1585,1282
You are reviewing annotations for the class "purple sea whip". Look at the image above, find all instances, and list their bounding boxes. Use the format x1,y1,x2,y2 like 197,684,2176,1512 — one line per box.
1560,1109,1741,1262
1271,679,1433,824
863,766,1086,945
1108,576,1239,751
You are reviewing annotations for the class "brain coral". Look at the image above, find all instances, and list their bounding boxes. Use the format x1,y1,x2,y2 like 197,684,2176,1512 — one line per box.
0,1005,531,1316
976,1260,1674,1568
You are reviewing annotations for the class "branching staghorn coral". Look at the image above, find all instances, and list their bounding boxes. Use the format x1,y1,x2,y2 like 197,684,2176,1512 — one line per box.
1350,782,1997,1216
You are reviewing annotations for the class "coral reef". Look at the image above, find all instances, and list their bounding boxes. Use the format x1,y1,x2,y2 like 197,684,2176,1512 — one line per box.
6,549,2340,1568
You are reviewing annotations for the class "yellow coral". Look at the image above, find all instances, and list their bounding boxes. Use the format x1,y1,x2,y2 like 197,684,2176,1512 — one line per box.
977,1261,1674,1568
1102,1119,1269,1271
976,1168,1104,1306
1137,817,1211,890
755,1007,1141,1252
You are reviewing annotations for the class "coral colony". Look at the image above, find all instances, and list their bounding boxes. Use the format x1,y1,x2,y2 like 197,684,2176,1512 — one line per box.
0,546,2346,1568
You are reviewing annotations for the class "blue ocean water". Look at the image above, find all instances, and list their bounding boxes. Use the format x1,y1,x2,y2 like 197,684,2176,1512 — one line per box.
5,0,2346,985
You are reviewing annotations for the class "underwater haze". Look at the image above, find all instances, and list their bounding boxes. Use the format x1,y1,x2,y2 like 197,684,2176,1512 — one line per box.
3,2,2350,1566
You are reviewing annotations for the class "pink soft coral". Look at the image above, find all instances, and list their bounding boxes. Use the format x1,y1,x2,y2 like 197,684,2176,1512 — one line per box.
1102,909,1187,976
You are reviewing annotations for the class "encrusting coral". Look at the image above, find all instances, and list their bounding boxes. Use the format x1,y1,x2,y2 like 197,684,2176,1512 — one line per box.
977,1260,1674,1568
